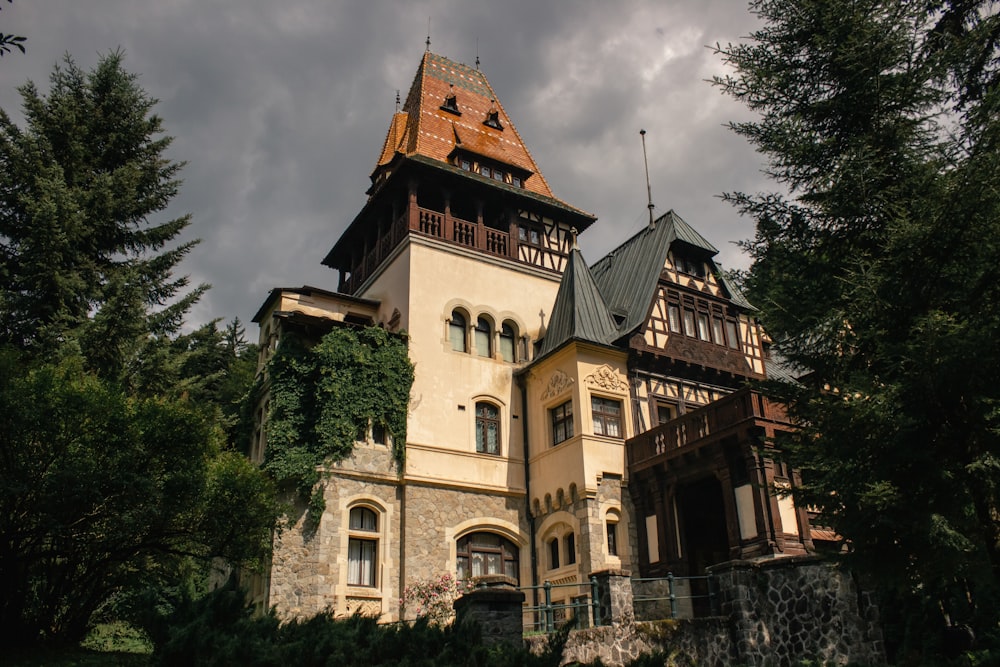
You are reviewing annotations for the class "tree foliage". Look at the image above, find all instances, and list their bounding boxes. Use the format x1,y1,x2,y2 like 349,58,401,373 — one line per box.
0,53,277,647
0,351,275,647
263,326,413,511
0,1,25,57
716,0,1000,654
0,50,205,385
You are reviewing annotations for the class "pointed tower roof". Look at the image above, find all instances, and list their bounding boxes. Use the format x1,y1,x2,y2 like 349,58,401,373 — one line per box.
538,241,620,358
372,52,580,209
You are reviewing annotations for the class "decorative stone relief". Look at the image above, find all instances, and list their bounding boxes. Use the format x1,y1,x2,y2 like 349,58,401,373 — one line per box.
542,369,575,400
585,365,629,393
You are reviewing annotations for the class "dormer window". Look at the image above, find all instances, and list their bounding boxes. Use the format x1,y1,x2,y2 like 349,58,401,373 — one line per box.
441,86,461,115
483,101,503,130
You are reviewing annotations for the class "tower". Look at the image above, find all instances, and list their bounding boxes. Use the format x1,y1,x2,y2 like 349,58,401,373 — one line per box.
252,50,812,624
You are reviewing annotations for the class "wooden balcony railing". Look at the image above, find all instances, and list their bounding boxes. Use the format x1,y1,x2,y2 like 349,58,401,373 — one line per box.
339,204,547,293
627,388,792,469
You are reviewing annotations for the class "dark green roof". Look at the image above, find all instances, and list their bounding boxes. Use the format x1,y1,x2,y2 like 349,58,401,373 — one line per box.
535,210,757,362
538,247,620,357
589,210,755,339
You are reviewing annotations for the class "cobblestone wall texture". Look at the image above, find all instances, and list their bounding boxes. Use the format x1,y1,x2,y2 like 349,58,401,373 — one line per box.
403,483,527,585
492,558,885,667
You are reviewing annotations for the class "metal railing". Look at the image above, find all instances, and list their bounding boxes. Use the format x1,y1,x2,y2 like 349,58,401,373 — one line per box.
631,573,718,620
520,577,601,634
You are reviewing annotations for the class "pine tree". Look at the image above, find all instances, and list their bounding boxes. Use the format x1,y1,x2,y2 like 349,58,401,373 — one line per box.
716,0,999,655
0,53,277,648
0,50,205,383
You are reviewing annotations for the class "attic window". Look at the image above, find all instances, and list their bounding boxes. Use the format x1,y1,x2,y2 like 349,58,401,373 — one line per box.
483,102,503,130
441,93,461,115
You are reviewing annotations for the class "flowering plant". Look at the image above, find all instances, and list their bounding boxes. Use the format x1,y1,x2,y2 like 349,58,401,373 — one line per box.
400,572,477,624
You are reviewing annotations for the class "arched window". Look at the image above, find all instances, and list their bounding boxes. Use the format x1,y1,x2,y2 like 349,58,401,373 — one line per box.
499,321,516,362
449,310,467,352
348,506,379,587
457,532,519,582
475,402,500,455
474,316,492,357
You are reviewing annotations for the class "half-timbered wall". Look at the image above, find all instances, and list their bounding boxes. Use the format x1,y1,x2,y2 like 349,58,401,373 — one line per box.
641,286,765,378
516,210,573,273
630,373,734,435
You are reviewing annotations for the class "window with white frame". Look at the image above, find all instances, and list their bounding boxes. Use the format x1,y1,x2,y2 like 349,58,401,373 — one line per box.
347,506,379,587
591,396,622,438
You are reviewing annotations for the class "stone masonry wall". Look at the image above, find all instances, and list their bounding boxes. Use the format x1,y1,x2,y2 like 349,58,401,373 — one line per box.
480,558,885,667
268,442,402,620
710,556,885,666
402,482,528,594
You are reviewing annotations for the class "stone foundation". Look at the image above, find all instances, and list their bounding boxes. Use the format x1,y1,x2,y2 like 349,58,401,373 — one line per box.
465,557,885,666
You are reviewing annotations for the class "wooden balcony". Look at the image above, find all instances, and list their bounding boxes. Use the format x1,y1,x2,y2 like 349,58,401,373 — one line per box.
341,204,519,293
627,388,793,473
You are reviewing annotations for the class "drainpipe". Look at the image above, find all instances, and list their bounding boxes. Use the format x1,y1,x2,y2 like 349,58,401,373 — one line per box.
516,372,540,605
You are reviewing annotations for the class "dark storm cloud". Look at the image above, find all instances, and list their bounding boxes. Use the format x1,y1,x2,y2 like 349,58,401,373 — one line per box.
0,0,769,331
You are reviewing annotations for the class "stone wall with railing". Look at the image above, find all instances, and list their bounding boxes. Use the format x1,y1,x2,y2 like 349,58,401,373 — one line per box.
458,556,886,666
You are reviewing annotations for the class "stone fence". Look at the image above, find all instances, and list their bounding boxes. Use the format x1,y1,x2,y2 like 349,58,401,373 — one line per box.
455,556,886,666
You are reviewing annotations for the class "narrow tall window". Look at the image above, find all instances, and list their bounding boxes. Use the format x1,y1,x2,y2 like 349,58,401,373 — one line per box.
712,317,725,345
592,396,622,438
450,311,467,352
475,402,500,455
348,507,378,587
683,310,696,338
607,521,618,556
565,532,576,565
667,305,681,333
551,400,574,445
725,320,740,350
697,313,710,341
499,322,516,362
475,317,492,357
549,538,560,570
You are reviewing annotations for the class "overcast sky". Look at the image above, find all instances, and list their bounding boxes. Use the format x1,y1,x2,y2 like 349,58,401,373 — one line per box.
0,0,770,332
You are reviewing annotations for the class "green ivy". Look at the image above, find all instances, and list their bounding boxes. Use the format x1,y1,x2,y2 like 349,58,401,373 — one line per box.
261,326,413,509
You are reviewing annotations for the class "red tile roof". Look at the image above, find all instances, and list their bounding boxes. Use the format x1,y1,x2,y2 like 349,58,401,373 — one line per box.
374,52,557,200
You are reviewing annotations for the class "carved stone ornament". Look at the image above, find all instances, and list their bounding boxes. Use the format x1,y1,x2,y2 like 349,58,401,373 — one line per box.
585,365,629,392
541,370,575,400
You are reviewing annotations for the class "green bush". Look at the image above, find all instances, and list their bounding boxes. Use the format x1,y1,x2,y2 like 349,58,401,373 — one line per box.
145,580,571,667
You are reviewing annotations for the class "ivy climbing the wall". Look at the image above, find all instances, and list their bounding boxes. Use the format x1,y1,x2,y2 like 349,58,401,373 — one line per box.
260,325,413,514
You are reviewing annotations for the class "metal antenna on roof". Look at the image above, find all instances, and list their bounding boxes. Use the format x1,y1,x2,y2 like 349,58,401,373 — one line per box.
640,129,655,229
395,90,400,113
476,39,480,70
426,19,431,52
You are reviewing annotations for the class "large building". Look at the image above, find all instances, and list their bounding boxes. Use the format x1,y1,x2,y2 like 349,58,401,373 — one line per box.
250,51,812,621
